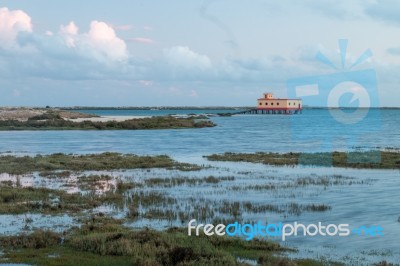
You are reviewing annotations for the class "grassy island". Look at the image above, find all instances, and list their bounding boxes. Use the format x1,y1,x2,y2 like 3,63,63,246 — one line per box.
0,108,215,130
0,115,215,130
0,216,337,266
205,151,400,169
0,152,202,174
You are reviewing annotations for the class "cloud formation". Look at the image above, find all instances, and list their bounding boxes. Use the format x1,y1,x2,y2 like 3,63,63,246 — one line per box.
365,0,400,25
0,6,340,84
0,7,131,80
60,21,78,36
0,7,32,49
164,46,212,70
59,20,128,62
129,37,155,44
0,5,381,94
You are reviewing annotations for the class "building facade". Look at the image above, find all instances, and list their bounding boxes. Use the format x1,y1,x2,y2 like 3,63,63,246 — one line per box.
256,93,302,114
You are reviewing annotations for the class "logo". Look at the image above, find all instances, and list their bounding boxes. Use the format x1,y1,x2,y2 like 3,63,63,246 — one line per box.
188,219,384,241
286,39,381,165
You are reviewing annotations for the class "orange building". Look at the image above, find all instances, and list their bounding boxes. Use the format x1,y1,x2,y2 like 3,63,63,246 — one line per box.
256,93,302,114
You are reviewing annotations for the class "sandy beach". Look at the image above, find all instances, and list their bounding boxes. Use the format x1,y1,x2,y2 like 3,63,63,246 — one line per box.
0,107,96,121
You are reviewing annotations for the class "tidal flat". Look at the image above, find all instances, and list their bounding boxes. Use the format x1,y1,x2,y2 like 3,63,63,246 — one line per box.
205,151,400,169
0,115,215,131
0,215,327,266
0,152,202,174
0,151,398,265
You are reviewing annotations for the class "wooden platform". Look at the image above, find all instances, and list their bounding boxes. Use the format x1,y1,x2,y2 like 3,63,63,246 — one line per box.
235,109,302,115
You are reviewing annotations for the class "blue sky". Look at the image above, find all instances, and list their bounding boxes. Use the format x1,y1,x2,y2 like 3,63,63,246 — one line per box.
1,0,400,107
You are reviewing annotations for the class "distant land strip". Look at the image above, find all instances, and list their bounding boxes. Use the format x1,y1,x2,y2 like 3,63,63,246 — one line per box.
205,151,400,169
0,109,215,130
0,116,215,131
58,106,400,110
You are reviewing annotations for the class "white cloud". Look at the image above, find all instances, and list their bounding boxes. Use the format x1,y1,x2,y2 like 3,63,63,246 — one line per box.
86,21,128,61
58,20,128,62
113,24,133,31
0,8,131,80
0,7,313,84
164,46,212,70
60,21,78,35
59,21,78,48
158,46,215,80
0,7,32,49
139,80,153,86
129,37,155,44
0,11,128,65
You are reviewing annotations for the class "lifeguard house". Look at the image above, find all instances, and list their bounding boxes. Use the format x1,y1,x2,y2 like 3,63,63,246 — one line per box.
256,93,302,114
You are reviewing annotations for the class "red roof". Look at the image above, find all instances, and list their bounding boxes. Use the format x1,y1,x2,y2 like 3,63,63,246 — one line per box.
257,98,301,101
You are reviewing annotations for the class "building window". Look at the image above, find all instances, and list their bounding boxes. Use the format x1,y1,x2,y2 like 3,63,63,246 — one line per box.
277,102,279,106
289,102,291,106
259,102,262,105
265,102,268,105
271,102,274,106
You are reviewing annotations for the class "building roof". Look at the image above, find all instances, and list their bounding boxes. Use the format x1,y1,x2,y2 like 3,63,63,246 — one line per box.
257,98,302,101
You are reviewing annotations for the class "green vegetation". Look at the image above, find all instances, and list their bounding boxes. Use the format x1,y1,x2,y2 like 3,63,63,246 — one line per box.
0,183,123,214
0,152,202,174
205,151,400,169
230,175,369,192
0,149,388,264
143,175,235,187
28,111,62,120
216,201,331,218
217,112,234,116
0,116,215,130
0,216,337,266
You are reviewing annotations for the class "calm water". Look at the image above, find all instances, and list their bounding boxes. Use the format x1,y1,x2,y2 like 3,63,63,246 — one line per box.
0,109,398,157
74,108,236,116
0,109,399,264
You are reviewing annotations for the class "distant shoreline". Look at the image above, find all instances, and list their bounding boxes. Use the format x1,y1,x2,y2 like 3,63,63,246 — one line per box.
59,106,400,110
0,108,216,130
1,106,400,110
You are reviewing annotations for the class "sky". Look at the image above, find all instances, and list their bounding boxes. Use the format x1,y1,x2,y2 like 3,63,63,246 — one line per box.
1,0,400,107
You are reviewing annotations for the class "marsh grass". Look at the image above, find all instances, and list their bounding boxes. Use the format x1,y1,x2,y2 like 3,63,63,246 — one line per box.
0,216,332,266
0,230,61,249
0,152,202,174
77,174,112,182
230,175,366,192
77,174,115,191
142,208,177,220
116,180,142,192
144,175,235,187
219,201,331,217
125,192,331,223
0,116,215,130
373,261,397,266
0,184,124,214
205,151,400,169
39,170,72,178
129,191,177,208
